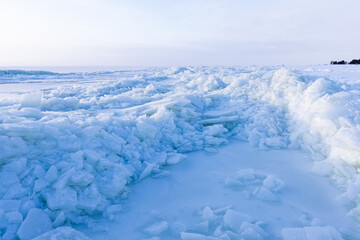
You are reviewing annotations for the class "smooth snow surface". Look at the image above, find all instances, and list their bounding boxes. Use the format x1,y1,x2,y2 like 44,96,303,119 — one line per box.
0,65,360,239
86,142,350,240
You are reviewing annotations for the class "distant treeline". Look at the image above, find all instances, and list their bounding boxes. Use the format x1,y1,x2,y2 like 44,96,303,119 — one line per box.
331,59,360,65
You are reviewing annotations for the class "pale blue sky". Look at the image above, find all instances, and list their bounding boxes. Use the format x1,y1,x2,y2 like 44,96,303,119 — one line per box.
1,0,359,66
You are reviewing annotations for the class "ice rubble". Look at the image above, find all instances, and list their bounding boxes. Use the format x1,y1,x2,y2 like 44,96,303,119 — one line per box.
184,206,344,240
0,66,360,238
141,206,343,240
224,169,284,202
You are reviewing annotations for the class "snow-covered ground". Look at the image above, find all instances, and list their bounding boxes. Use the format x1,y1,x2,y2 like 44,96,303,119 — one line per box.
0,65,360,239
84,142,351,240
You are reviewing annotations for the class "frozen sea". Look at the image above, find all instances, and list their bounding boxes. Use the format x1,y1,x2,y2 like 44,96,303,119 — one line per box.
0,65,360,239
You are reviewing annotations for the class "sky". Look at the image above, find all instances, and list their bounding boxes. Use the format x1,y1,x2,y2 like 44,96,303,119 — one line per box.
0,0,359,66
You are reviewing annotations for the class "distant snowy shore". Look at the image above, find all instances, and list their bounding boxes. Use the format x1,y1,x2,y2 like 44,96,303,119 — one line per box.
0,65,360,239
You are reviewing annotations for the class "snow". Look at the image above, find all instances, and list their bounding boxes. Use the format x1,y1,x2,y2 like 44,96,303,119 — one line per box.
281,226,343,240
0,65,360,239
87,142,350,239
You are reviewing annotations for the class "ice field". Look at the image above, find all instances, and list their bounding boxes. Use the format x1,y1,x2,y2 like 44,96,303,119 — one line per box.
1,65,360,239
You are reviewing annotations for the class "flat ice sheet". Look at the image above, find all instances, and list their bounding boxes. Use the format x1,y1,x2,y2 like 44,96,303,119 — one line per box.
85,141,351,239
